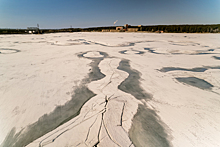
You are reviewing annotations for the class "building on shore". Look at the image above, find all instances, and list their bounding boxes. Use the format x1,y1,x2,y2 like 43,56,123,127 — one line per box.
138,25,143,31
116,26,123,31
124,24,129,31
127,28,139,32
155,30,164,33
102,24,140,32
27,27,39,34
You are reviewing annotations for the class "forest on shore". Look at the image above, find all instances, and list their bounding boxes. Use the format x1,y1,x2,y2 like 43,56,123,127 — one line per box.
0,24,219,34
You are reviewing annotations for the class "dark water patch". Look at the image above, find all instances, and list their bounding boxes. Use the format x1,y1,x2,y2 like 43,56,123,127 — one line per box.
119,49,145,55
92,42,108,47
127,43,135,46
118,60,170,147
160,67,208,73
119,50,128,54
83,42,90,45
170,52,183,55
0,48,20,54
144,47,219,56
115,42,135,47
117,43,136,47
144,48,163,54
71,39,87,42
172,52,219,56
117,59,171,147
213,56,220,60
76,40,156,48
208,49,215,51
1,51,109,147
133,50,145,55
208,66,220,70
86,58,105,82
117,59,152,100
86,41,136,47
193,43,200,46
53,39,90,46
77,51,109,60
78,39,86,41
190,49,220,55
99,51,109,58
0,86,96,147
171,43,186,46
193,52,215,55
136,51,145,55
176,77,213,90
160,66,220,73
129,104,172,147
136,40,155,43
78,51,109,83
171,42,200,47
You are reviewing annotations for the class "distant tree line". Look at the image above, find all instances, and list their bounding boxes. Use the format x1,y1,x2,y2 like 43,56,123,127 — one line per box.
0,29,26,34
41,26,116,33
0,24,219,34
0,27,116,34
139,24,220,33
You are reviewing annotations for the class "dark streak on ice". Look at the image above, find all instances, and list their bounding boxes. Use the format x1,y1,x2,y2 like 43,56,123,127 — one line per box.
159,66,220,73
117,59,172,147
144,48,163,54
171,42,200,46
1,87,96,147
176,77,213,90
78,51,108,82
131,49,145,55
0,48,20,54
119,50,127,54
1,51,109,147
89,41,135,47
213,56,220,60
194,52,216,55
129,105,172,147
120,103,125,126
118,49,145,55
135,50,145,55
144,48,219,55
117,59,152,100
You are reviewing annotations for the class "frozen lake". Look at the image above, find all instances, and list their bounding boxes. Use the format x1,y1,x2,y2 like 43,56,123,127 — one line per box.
0,32,220,147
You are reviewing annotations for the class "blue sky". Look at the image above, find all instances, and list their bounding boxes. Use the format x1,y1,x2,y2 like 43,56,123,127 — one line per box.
0,0,220,29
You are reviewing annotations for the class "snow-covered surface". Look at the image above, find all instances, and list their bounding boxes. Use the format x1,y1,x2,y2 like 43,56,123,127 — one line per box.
0,32,220,147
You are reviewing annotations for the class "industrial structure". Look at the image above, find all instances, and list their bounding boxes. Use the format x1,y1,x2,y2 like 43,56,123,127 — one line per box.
102,24,139,32
27,27,39,34
27,24,40,34
116,26,123,31
127,28,139,32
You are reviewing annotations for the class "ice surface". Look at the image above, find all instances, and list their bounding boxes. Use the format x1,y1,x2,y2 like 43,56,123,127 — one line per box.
0,32,220,147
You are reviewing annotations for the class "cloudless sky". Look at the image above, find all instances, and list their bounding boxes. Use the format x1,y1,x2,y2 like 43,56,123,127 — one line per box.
0,0,220,29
